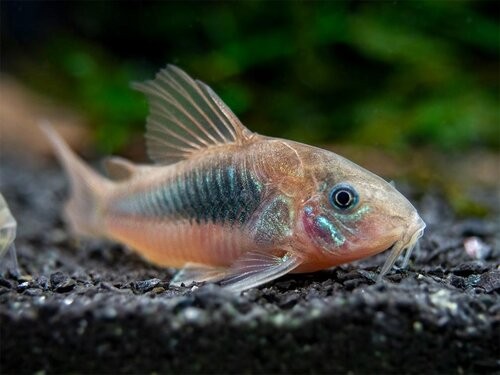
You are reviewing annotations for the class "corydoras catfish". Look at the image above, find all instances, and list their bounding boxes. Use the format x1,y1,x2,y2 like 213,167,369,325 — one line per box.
0,193,18,272
42,65,425,292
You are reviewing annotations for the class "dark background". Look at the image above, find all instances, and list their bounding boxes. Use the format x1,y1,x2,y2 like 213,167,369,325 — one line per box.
2,1,498,152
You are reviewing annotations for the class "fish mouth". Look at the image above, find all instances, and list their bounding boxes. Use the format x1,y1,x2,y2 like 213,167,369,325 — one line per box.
377,213,426,281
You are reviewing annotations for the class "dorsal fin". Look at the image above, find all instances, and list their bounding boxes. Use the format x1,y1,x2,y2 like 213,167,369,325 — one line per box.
132,65,253,165
103,157,139,180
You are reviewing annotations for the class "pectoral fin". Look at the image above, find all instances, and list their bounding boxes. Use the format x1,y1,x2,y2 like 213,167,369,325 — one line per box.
170,252,302,293
220,251,302,293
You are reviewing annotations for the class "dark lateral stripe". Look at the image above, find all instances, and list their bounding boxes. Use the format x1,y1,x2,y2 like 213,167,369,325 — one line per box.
112,159,263,225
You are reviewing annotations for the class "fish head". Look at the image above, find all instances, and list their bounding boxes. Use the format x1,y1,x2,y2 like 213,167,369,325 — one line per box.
295,147,425,273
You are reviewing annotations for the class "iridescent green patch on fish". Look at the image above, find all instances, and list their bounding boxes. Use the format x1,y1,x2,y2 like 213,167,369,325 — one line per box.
315,215,345,247
303,205,345,249
332,205,371,223
253,195,293,246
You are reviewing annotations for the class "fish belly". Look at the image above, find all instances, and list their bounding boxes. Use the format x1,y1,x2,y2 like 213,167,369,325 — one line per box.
105,216,248,267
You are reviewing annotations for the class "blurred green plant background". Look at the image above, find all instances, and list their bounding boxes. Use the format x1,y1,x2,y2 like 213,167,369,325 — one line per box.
2,1,499,153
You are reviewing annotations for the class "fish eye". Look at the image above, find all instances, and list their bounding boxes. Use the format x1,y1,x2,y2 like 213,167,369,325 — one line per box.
329,183,358,210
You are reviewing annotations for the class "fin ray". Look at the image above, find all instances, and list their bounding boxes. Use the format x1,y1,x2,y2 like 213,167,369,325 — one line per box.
163,66,235,142
150,79,217,145
148,118,203,150
220,251,302,293
197,80,245,139
157,73,226,143
132,65,253,165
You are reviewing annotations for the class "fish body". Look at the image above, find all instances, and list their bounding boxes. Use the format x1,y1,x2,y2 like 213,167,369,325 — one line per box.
43,65,425,292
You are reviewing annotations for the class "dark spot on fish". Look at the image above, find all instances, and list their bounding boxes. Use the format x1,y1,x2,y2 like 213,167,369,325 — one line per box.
112,157,263,226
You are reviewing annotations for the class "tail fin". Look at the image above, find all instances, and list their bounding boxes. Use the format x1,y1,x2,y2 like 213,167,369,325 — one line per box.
40,122,112,237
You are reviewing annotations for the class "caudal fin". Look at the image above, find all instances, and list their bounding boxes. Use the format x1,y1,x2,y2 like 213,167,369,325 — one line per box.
40,122,112,237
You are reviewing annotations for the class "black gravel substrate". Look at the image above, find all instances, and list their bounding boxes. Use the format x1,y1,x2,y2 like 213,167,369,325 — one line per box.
0,156,499,374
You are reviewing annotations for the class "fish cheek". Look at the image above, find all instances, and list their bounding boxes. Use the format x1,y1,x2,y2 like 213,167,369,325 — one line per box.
251,195,293,247
302,206,346,251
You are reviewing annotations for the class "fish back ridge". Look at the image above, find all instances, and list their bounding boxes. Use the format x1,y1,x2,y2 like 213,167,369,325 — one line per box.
40,123,113,237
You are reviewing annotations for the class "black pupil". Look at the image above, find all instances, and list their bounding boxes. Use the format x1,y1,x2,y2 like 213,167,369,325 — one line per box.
335,190,352,207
